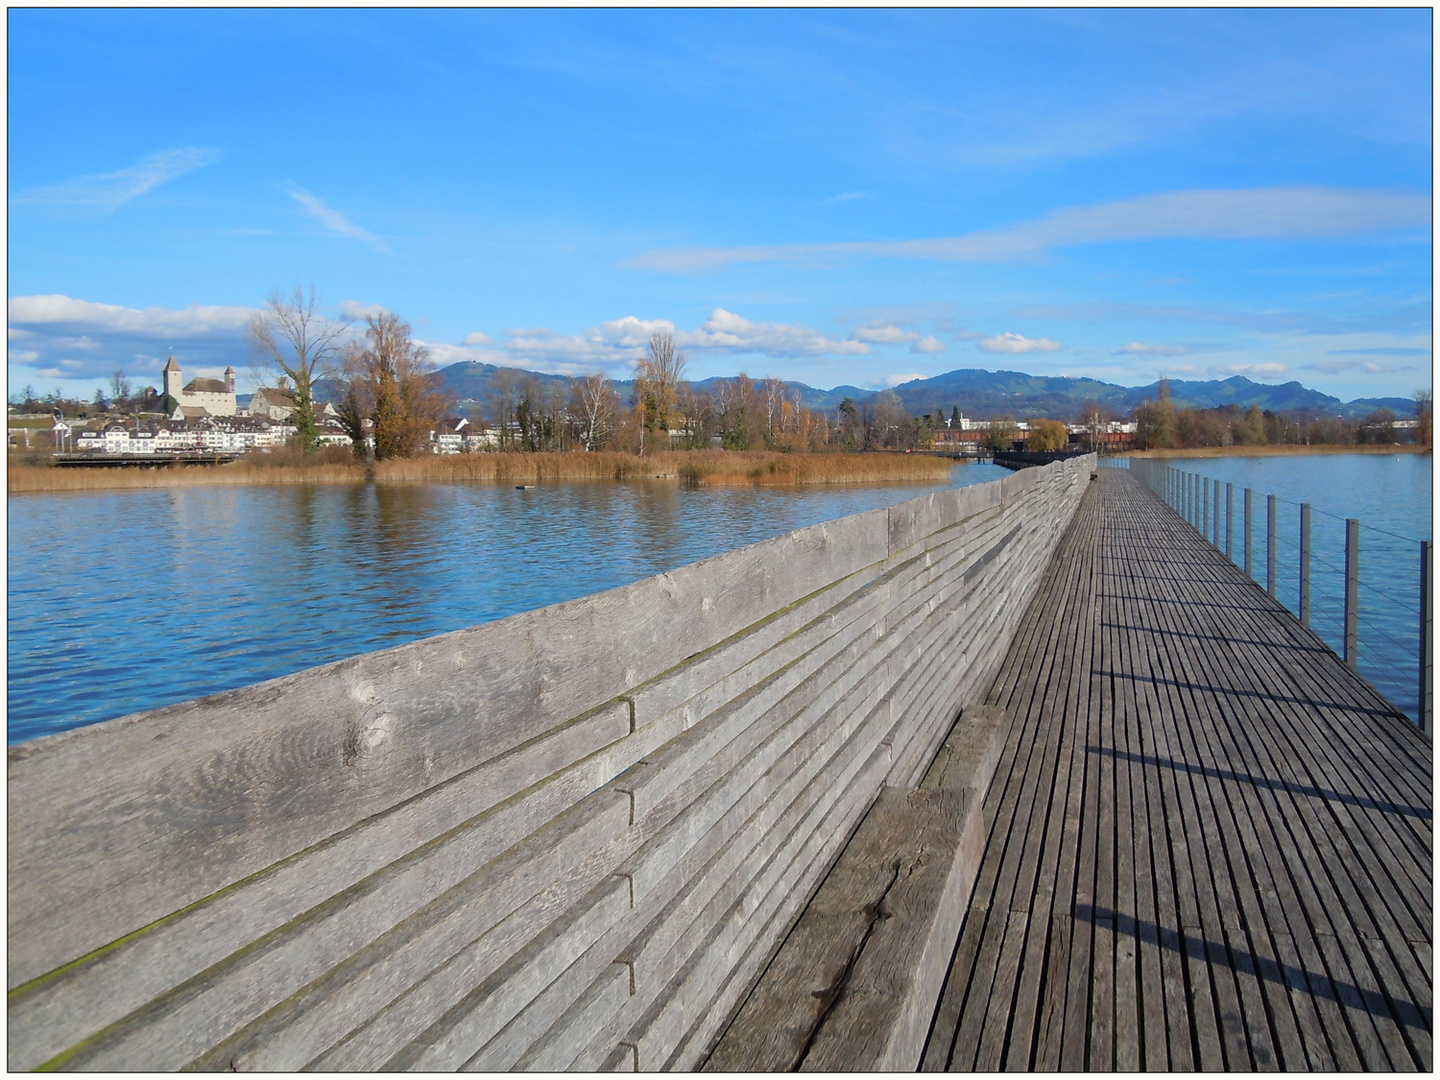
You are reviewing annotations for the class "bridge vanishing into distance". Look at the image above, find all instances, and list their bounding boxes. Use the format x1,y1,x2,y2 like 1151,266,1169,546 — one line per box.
8,456,1430,1070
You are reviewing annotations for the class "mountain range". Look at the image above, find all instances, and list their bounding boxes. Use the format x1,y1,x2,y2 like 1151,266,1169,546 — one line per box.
433,361,1415,422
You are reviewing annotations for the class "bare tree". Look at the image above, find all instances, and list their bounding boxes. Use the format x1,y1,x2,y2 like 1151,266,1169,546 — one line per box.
635,331,686,451
338,312,447,460
1415,387,1433,447
487,367,521,450
571,372,620,451
250,287,349,452
109,369,132,406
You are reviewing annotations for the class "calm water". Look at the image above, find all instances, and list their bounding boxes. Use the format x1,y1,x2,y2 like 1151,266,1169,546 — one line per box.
1138,453,1432,723
8,464,1008,743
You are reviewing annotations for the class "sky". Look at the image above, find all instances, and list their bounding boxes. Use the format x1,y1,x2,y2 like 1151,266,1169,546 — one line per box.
7,9,1433,403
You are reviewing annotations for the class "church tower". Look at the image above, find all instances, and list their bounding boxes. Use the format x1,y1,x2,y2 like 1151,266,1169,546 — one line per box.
162,355,183,399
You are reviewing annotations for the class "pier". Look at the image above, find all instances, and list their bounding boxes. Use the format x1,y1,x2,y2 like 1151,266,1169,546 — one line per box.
7,457,1430,1071
923,468,1430,1071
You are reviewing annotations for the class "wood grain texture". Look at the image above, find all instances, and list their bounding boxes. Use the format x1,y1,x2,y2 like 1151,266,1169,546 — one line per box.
927,467,1431,1072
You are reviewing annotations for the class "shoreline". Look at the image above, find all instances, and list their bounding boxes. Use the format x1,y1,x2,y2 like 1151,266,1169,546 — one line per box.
1122,444,1430,460
7,449,958,495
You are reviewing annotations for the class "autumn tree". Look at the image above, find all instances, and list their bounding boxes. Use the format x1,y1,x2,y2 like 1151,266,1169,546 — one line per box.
337,312,448,460
1414,388,1432,447
250,288,349,452
1026,418,1069,452
635,331,686,451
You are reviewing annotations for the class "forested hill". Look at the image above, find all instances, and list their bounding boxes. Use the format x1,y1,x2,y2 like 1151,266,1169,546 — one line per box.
433,361,1414,421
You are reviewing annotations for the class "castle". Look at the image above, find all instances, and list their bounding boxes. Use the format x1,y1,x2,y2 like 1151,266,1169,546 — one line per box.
162,355,237,417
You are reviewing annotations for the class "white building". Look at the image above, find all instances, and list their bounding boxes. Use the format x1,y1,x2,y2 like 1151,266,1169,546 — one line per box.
162,355,237,417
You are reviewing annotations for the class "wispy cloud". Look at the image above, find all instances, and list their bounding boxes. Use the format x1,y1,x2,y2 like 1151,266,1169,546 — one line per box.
850,321,922,345
911,336,946,354
1303,357,1418,376
885,373,926,387
627,187,1432,273
1325,346,1430,357
14,148,221,211
824,190,872,204
1119,341,1192,356
290,189,390,252
977,332,1061,355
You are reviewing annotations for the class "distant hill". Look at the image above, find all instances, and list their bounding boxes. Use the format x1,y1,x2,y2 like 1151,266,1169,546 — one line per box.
431,361,1414,422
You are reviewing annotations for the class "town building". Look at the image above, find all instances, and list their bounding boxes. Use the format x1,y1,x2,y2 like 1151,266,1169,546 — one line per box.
162,355,237,417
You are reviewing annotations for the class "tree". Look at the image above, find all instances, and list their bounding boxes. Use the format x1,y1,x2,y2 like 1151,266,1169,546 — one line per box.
338,312,448,460
984,416,1017,453
1132,379,1176,449
1233,404,1268,446
571,372,620,451
109,369,132,406
634,331,686,451
1414,388,1432,447
92,387,108,411
1026,418,1069,452
250,287,349,453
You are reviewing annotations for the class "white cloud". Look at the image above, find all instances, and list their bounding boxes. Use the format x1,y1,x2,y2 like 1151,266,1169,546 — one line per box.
885,373,926,387
977,332,1062,355
1228,362,1290,380
462,331,492,346
850,322,922,345
680,308,869,358
824,191,872,204
911,336,946,354
290,189,390,252
337,299,388,321
13,148,221,211
8,293,260,386
1120,342,1191,356
628,186,1432,272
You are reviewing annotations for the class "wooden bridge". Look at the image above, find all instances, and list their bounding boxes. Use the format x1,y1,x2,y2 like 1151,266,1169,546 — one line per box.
7,459,1429,1071
920,467,1431,1071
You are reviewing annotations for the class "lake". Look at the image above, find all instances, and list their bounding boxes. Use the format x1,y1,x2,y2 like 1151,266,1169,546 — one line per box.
1131,452,1432,723
8,463,1009,743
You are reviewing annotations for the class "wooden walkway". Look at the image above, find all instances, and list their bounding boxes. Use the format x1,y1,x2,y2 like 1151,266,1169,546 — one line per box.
922,468,1432,1071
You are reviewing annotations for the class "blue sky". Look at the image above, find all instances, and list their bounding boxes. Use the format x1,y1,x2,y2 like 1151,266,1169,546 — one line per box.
8,9,1432,402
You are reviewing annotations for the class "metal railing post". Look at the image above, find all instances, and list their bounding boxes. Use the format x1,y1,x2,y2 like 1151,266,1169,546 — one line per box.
1225,482,1234,561
1244,488,1253,578
1213,479,1222,546
1344,519,1359,669
1300,503,1312,628
1202,477,1209,540
1267,495,1277,596
1422,540,1432,736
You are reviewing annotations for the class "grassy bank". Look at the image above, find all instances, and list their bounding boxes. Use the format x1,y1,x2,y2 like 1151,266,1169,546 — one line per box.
8,448,956,494
1124,444,1430,460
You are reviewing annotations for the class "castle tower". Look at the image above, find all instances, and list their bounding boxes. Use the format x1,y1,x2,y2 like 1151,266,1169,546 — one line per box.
162,355,183,399
224,366,236,393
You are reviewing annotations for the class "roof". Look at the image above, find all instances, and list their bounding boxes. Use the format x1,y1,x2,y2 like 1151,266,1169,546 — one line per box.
254,386,297,406
183,378,231,395
162,355,181,373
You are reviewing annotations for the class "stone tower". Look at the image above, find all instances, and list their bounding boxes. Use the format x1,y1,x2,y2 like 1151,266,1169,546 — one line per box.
162,355,183,399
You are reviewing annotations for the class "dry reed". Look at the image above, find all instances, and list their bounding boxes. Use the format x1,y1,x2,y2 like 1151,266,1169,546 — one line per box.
1125,444,1430,460
9,449,954,494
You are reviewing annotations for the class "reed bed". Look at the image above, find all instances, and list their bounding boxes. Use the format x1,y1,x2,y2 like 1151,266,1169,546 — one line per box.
9,449,954,494
1125,443,1429,460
